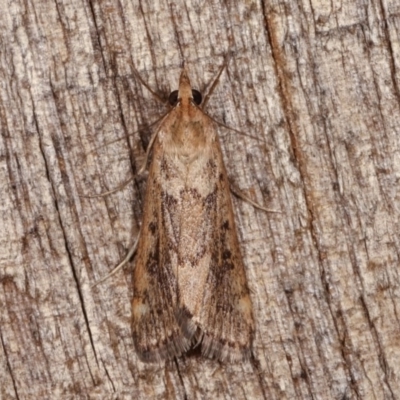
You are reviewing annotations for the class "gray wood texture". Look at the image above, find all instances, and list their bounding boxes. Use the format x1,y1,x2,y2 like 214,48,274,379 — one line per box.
1,0,399,399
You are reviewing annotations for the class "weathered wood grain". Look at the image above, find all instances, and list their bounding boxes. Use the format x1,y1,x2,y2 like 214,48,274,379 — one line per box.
1,0,399,398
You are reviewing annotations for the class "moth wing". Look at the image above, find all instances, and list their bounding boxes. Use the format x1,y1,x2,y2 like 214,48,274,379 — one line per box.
177,137,255,362
131,139,191,362
204,155,255,361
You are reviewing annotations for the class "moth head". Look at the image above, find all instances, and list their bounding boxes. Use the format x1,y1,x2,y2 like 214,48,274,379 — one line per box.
168,69,202,107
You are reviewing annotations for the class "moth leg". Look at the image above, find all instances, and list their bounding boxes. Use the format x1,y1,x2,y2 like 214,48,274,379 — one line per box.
81,124,166,200
80,176,135,199
91,229,141,287
85,114,165,158
137,122,163,174
229,182,280,214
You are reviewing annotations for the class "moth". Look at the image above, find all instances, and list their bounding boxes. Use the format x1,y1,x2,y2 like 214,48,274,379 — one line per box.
131,64,255,363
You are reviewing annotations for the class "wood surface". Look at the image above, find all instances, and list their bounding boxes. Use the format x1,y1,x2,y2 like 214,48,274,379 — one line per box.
1,0,399,399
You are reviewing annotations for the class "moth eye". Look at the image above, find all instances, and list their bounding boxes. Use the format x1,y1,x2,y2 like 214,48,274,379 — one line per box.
168,90,179,106
192,89,202,105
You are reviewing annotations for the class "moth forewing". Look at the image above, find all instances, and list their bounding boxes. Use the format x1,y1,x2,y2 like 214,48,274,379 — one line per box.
131,66,254,362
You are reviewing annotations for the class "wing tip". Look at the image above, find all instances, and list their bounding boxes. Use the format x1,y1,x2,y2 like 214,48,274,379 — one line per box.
134,332,192,363
198,331,253,362
134,307,254,363
176,306,254,363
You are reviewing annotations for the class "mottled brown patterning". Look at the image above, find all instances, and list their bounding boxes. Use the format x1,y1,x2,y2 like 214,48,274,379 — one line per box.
132,67,254,362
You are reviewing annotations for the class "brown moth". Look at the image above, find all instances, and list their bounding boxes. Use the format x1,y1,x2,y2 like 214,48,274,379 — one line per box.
131,66,255,363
